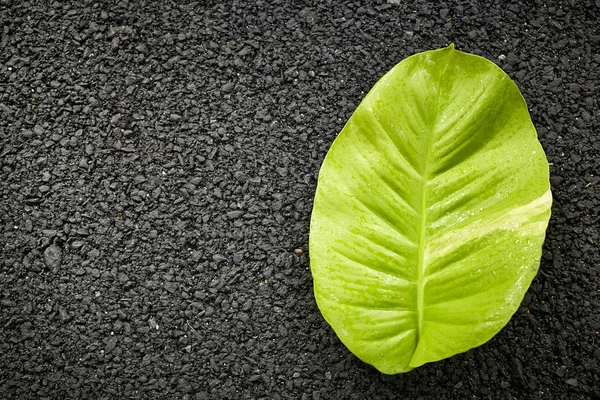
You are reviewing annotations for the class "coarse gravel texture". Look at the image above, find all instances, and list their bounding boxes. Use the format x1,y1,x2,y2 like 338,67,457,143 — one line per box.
1,0,599,399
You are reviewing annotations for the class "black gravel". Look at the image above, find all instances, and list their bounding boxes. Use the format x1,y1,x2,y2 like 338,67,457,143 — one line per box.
1,1,599,399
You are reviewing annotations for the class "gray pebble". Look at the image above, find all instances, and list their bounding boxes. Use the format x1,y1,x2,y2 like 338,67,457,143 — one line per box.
43,245,62,269
104,337,118,353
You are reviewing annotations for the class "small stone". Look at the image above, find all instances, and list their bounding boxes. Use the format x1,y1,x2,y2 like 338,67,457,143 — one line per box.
104,336,118,353
43,245,62,269
275,167,288,177
294,248,303,257
227,211,243,219
88,248,100,259
59,307,70,321
190,251,202,262
148,318,159,330
221,82,234,92
163,282,177,293
34,125,45,135
1,299,16,307
565,378,578,387
212,254,227,263
194,291,206,300
110,114,122,125
272,201,283,211
42,229,58,238
233,253,243,263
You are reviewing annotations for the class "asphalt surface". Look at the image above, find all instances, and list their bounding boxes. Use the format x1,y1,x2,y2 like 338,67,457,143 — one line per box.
1,1,599,399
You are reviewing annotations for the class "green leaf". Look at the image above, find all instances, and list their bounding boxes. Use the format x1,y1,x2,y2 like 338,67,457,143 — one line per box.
309,44,552,374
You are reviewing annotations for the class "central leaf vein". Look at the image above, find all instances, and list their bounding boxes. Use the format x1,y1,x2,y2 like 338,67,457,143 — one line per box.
416,58,449,347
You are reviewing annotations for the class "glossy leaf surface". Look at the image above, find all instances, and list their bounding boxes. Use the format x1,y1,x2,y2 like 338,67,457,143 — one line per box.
309,45,552,374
